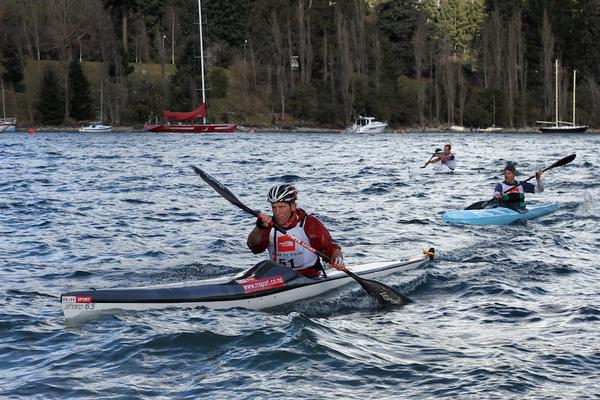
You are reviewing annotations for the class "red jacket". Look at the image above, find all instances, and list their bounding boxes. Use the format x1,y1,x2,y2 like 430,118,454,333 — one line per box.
248,208,340,260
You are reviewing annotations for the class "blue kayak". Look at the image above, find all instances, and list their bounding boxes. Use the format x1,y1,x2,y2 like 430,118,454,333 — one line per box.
442,202,560,225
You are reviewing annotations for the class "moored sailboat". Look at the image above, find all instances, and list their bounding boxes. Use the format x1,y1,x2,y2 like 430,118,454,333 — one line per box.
0,77,16,133
144,0,236,134
536,60,588,133
79,81,112,133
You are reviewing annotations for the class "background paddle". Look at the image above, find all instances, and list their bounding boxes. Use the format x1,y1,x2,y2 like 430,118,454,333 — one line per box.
465,154,576,210
421,148,442,168
192,165,413,306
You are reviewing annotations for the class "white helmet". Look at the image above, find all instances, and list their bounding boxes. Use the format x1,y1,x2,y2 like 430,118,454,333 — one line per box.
267,184,298,203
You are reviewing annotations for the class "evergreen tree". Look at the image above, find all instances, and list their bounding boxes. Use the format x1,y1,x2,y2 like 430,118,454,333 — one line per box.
68,60,94,121
37,68,65,125
0,39,24,86
377,0,421,75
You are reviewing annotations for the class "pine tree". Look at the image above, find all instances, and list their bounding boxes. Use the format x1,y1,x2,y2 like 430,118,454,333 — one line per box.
68,60,94,121
37,68,65,125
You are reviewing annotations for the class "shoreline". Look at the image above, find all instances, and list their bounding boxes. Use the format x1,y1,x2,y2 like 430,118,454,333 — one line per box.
5,125,598,134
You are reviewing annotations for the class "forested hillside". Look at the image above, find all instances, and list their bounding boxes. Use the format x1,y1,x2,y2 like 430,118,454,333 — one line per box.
1,0,599,129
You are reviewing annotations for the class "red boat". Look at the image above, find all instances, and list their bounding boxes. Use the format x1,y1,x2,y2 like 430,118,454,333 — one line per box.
144,104,237,133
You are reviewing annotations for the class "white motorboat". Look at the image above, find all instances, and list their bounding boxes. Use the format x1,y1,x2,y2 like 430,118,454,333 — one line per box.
344,116,388,133
61,250,433,322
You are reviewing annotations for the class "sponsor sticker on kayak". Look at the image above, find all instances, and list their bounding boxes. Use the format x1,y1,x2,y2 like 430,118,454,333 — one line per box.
240,275,286,294
62,295,93,303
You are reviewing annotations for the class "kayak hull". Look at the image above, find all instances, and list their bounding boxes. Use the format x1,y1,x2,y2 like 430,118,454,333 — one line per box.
442,202,559,225
409,166,460,176
61,252,432,322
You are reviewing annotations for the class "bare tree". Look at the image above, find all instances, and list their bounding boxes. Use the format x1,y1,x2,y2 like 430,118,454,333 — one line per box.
297,0,313,85
335,4,352,123
414,13,427,128
504,8,524,128
271,10,286,120
541,8,555,120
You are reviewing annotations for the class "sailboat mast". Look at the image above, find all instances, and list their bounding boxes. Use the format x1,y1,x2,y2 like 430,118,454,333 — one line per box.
555,59,559,126
100,80,103,123
1,76,5,119
572,69,577,125
197,0,207,124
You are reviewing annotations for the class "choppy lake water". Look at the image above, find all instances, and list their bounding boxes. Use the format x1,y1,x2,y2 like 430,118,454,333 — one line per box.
1,130,599,399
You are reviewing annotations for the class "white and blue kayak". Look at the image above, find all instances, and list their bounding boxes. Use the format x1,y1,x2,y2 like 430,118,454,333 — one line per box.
61,250,433,322
442,202,559,225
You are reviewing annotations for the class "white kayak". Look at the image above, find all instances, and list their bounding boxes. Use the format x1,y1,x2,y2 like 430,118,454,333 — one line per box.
61,250,434,322
408,165,462,176
442,202,560,225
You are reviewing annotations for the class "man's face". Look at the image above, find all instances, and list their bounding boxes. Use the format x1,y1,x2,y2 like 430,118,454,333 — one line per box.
503,170,515,183
271,202,294,225
444,146,451,155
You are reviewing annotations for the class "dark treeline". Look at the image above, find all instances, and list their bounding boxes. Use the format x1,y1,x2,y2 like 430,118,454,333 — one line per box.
1,0,600,128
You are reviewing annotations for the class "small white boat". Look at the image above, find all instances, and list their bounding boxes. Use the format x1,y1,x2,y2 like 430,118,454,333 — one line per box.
78,122,112,133
79,81,112,132
0,77,16,132
61,250,433,322
478,125,503,133
0,117,16,133
344,116,388,133
449,125,465,132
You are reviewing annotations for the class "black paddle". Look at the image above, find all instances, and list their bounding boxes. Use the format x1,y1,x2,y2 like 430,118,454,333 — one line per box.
465,154,576,210
191,166,413,306
421,148,442,168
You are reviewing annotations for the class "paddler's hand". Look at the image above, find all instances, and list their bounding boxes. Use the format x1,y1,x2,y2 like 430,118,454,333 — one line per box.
329,256,346,271
255,213,272,230
535,170,543,180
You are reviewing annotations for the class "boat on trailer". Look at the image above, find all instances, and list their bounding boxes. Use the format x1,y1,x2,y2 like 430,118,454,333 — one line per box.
61,250,433,322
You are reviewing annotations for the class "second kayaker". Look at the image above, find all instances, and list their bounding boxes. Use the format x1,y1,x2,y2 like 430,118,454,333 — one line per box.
247,183,345,278
493,163,544,208
430,144,457,170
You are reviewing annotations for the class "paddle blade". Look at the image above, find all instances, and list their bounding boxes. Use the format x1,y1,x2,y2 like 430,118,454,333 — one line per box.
191,166,258,216
465,200,489,210
546,153,576,171
345,270,413,306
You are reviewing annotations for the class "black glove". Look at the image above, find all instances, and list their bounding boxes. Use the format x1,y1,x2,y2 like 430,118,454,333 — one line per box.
255,218,271,230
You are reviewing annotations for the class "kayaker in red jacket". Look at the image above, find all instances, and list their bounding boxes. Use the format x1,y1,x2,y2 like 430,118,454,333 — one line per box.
493,163,544,208
247,184,344,278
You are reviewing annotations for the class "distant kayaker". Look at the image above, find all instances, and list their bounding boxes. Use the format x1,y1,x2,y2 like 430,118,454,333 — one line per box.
430,144,456,170
493,163,544,208
247,184,345,278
